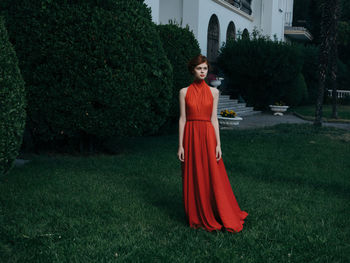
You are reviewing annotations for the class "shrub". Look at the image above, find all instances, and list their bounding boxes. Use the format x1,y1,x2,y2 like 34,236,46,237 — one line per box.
284,73,308,106
1,0,173,150
339,94,350,105
301,45,350,105
218,31,305,109
157,21,201,120
300,45,319,105
0,16,26,175
328,59,350,91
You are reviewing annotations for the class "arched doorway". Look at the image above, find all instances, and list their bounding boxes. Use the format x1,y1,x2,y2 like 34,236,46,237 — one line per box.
226,21,236,42
207,14,220,66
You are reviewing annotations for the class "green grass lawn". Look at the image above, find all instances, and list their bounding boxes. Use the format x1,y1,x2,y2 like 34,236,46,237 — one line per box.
291,104,350,122
1,123,349,262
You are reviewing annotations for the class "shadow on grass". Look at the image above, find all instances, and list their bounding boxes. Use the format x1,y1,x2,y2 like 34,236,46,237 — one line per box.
121,167,187,226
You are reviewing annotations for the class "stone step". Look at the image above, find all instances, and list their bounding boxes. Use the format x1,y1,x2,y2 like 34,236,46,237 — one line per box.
219,107,260,113
218,104,248,110
218,106,246,110
218,95,235,99
219,98,238,103
218,106,253,112
219,106,257,111
218,110,262,117
218,101,244,107
217,95,261,117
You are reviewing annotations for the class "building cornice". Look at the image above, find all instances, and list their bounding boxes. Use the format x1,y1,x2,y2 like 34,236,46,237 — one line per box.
212,0,254,22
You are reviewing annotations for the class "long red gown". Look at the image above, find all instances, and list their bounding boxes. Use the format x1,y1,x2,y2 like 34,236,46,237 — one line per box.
181,79,248,233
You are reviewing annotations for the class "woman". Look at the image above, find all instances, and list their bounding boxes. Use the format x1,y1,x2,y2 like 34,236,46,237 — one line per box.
178,54,248,233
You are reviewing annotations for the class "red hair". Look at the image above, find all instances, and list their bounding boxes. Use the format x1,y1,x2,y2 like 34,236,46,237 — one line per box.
187,54,210,75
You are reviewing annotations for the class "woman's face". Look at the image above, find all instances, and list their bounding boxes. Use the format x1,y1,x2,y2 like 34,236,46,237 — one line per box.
193,62,208,80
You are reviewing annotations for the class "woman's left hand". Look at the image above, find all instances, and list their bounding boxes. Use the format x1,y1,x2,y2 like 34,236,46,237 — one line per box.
216,145,222,161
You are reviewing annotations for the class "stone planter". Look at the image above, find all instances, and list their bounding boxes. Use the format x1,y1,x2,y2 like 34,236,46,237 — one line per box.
210,77,224,88
210,79,221,87
218,116,243,126
269,105,289,116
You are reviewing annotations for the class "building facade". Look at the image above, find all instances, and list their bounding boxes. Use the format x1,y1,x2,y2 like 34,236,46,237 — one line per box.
144,0,311,65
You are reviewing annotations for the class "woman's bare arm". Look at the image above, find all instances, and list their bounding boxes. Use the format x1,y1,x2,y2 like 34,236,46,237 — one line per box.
178,88,187,161
210,88,222,160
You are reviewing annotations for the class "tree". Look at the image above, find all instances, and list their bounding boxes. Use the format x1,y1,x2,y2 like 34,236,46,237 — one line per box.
1,0,173,152
330,2,341,119
0,16,26,175
315,0,340,126
157,22,201,121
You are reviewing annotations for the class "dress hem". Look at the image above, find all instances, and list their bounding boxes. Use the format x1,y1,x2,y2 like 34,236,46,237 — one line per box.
188,212,248,233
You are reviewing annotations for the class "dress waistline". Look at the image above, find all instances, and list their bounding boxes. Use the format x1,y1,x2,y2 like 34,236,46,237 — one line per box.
187,119,211,122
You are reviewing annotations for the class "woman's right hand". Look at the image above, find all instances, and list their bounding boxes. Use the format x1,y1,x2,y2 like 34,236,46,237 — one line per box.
178,146,184,162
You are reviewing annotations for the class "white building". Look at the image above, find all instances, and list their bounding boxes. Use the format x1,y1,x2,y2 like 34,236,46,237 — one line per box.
144,0,312,64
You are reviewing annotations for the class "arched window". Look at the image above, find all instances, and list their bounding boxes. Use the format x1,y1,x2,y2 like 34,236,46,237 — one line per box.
242,28,249,40
207,14,220,63
226,21,236,42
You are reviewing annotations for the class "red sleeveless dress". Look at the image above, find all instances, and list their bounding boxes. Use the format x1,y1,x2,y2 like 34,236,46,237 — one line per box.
181,79,248,233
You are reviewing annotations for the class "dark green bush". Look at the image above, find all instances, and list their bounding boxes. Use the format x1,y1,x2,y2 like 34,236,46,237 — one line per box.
284,73,308,106
218,32,305,110
0,16,26,175
157,22,201,120
301,45,350,105
1,0,172,150
300,45,319,105
328,59,350,91
338,94,350,105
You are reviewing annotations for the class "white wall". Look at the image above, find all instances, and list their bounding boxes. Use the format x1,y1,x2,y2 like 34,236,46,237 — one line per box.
260,0,286,41
261,0,273,38
271,0,284,41
182,0,200,38
197,0,256,57
144,0,294,55
252,0,263,31
159,0,183,25
144,0,160,24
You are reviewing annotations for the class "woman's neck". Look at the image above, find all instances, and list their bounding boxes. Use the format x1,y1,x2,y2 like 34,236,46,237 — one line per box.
193,78,205,84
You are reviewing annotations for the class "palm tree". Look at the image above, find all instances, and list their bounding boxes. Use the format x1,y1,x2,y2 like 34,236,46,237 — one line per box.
315,0,340,126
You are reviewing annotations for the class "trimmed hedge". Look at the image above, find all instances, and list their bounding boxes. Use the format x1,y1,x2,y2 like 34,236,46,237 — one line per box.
301,45,319,105
157,22,201,120
285,73,308,105
1,0,173,149
0,16,26,175
218,34,305,109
